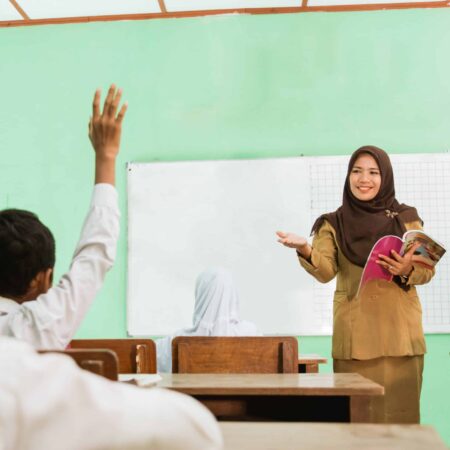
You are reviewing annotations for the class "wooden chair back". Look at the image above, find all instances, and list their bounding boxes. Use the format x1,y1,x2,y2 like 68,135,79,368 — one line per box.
40,349,119,381
70,339,157,373
172,336,298,373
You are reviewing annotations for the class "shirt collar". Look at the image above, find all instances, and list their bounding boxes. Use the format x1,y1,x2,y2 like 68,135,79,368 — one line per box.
0,296,20,315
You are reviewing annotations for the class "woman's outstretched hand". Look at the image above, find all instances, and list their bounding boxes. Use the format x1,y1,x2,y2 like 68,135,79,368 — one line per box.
276,231,312,259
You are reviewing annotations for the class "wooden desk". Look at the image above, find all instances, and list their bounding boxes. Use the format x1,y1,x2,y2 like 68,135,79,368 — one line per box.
156,373,383,423
220,422,448,450
298,354,327,373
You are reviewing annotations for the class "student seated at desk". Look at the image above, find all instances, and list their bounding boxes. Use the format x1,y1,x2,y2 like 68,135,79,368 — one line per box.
0,336,223,450
0,85,124,349
157,267,260,372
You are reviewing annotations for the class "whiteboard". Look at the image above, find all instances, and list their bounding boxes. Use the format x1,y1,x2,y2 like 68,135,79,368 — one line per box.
127,154,450,336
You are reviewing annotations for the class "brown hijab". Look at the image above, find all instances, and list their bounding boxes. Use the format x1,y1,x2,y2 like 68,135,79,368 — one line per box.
311,146,422,267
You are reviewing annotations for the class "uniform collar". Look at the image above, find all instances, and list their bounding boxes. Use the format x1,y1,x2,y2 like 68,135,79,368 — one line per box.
0,297,20,316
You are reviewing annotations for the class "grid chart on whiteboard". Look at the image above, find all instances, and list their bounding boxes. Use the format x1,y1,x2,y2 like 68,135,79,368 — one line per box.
308,154,450,334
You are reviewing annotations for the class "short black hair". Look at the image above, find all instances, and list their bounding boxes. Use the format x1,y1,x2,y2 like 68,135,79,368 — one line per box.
0,209,55,298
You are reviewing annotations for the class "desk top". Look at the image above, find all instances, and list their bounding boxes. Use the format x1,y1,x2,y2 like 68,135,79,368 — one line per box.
298,353,327,364
220,422,447,450
156,373,384,396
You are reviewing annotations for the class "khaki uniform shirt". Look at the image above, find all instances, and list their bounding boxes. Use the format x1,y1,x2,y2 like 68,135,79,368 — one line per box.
298,220,434,360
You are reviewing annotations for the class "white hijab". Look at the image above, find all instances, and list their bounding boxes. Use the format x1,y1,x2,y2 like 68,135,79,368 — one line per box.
157,267,259,372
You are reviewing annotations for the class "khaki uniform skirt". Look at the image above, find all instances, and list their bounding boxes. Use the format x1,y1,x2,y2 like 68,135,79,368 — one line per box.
334,355,424,424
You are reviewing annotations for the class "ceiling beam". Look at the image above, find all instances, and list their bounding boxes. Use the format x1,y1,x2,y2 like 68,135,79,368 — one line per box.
1,2,449,28
9,0,30,20
157,0,167,13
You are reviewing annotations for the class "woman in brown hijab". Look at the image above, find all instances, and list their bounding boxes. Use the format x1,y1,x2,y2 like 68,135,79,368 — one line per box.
277,146,434,424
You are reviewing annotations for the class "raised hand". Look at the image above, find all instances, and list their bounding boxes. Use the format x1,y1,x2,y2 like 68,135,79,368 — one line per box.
88,84,127,185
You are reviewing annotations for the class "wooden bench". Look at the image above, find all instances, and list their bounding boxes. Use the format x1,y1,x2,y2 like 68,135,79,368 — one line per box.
172,336,298,374
40,349,118,380
70,339,156,373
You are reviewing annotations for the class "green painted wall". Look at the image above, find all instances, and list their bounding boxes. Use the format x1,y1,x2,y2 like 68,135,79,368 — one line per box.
1,8,449,444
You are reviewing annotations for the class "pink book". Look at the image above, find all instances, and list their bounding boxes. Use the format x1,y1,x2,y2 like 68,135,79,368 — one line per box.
357,231,446,297
358,235,403,296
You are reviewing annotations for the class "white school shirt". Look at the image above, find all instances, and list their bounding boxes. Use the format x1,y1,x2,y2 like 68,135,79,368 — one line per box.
0,337,223,450
0,184,120,349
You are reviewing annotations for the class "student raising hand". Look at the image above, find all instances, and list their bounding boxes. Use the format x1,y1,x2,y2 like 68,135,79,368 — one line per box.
89,84,128,185
0,85,123,349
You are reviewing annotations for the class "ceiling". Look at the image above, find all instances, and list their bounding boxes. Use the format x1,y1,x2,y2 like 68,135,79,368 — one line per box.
0,0,448,27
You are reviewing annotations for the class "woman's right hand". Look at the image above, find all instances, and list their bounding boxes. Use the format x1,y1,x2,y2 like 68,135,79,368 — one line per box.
276,231,312,259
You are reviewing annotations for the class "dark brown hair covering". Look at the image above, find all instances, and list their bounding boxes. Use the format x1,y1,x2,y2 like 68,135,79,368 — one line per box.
311,145,422,267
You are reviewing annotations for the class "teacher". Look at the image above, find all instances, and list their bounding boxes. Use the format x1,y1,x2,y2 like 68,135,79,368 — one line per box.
277,145,434,423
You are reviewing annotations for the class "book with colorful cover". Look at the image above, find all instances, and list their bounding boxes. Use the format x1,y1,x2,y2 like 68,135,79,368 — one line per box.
357,230,446,297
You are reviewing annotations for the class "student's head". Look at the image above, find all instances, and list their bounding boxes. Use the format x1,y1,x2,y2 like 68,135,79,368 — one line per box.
347,145,394,203
0,209,55,302
193,267,240,331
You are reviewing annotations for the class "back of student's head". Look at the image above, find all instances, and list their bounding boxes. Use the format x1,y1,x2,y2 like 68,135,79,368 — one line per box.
0,209,55,298
193,267,240,330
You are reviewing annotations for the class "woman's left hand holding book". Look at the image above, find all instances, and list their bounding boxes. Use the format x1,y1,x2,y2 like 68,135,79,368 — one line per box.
376,242,421,277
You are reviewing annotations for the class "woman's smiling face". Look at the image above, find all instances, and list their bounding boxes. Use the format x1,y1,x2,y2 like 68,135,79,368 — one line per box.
349,153,381,201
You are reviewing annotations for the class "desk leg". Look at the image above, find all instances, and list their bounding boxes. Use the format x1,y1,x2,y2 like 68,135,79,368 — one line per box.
305,363,319,373
350,396,371,423
298,363,319,373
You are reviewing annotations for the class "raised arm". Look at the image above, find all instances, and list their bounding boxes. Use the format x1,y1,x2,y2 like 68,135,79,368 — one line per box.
3,85,126,349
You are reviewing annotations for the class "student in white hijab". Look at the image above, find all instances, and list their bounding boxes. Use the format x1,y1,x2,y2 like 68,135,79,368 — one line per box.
0,336,222,450
156,267,259,372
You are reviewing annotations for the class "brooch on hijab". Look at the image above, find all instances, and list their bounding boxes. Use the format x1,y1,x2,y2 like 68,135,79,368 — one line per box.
385,209,398,219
